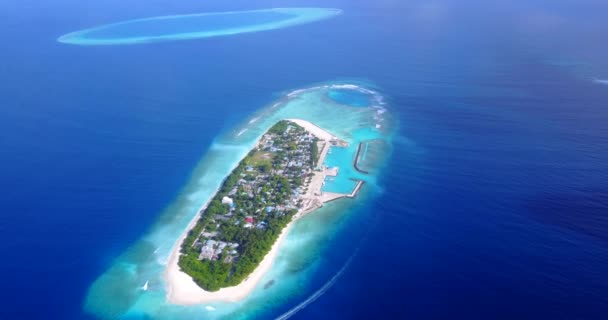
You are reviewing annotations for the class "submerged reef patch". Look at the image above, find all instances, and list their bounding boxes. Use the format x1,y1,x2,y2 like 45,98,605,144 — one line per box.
58,8,341,45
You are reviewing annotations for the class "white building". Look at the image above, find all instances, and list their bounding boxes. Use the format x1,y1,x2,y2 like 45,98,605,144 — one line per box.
221,196,234,206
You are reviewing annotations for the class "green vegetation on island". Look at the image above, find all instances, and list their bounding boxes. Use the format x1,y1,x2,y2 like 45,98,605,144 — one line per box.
178,120,317,291
311,137,320,166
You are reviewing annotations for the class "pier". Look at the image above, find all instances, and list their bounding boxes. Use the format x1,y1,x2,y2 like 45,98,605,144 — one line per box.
320,180,365,203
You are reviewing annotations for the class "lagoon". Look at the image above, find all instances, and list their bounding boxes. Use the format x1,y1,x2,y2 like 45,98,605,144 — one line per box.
327,89,372,107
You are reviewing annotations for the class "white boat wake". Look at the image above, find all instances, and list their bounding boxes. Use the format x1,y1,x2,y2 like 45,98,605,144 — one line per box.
274,251,358,320
594,79,608,85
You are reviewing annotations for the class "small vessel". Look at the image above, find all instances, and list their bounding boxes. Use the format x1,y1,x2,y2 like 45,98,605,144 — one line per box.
142,280,149,291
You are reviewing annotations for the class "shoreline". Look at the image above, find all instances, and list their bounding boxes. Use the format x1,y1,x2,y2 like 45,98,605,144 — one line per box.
165,219,294,304
165,118,344,305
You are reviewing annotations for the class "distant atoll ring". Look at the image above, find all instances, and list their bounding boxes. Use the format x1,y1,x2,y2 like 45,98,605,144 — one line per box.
57,8,342,45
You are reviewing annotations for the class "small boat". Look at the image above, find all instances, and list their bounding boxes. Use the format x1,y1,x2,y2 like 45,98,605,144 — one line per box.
142,280,149,291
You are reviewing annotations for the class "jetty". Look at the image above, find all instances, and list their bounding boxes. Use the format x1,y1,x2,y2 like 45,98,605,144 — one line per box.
320,180,364,203
353,142,370,174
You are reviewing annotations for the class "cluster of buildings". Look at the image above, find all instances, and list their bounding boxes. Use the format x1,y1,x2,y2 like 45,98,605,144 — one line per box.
194,121,319,263
198,239,239,262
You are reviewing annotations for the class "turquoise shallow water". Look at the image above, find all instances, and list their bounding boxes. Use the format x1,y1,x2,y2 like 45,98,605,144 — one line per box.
84,12,295,39
322,133,385,194
320,89,384,194
322,146,359,194
327,89,372,107
58,8,341,45
83,83,394,319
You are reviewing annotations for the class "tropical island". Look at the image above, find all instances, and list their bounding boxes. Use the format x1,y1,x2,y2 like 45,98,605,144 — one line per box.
82,84,390,318
166,118,364,303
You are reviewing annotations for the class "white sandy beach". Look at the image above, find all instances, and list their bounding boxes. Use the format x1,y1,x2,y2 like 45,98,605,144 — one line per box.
165,222,293,304
164,119,340,305
285,118,338,141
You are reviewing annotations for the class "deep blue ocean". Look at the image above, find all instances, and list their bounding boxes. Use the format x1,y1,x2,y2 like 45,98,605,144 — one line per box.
2,0,608,319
